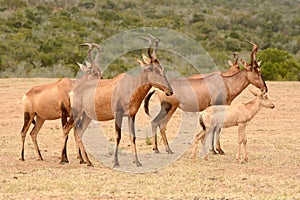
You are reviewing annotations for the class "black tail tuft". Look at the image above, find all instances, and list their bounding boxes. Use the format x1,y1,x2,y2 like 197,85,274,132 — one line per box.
31,117,36,125
144,90,156,116
199,115,206,131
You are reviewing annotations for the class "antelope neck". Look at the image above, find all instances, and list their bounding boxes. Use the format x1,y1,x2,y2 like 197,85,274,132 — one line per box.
223,70,250,103
244,98,262,119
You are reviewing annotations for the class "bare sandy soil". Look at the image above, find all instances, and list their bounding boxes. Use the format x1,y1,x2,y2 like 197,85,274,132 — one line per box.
0,78,299,199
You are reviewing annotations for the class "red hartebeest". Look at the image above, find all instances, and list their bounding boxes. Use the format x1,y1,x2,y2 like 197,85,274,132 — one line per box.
62,36,173,167
144,42,268,154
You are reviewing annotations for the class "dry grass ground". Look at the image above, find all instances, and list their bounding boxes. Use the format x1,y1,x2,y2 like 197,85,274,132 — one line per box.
0,78,299,199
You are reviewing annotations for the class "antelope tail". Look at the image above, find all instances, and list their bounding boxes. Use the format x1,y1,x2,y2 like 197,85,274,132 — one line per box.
199,114,206,131
144,90,156,116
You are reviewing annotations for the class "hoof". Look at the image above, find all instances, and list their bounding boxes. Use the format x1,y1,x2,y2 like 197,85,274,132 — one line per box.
60,157,69,164
216,149,225,155
240,160,247,164
153,149,159,154
190,156,196,161
238,158,248,164
19,158,25,161
135,161,142,167
113,162,120,168
60,161,69,165
79,160,86,164
87,163,94,167
210,149,217,155
166,149,173,154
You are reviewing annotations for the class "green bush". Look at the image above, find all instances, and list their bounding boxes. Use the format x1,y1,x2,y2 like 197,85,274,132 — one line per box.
0,0,299,79
258,48,300,81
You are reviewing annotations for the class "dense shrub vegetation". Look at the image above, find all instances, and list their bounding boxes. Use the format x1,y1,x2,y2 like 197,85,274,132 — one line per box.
0,0,299,80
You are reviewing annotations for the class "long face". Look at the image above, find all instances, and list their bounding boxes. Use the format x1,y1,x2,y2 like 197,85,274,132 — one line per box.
247,67,268,93
260,94,275,109
143,59,173,96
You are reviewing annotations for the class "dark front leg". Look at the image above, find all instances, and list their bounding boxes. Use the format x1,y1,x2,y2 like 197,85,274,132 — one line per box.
20,112,35,161
212,127,224,155
159,102,176,154
215,139,225,155
151,111,163,153
60,135,69,164
151,122,159,153
113,112,123,167
73,127,93,167
199,127,215,160
60,114,69,164
75,112,92,164
61,112,75,164
160,126,173,154
151,101,173,154
128,115,142,167
29,115,45,161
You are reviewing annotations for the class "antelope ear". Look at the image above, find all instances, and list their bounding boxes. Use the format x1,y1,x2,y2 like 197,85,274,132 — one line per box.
228,60,233,67
76,62,87,72
257,60,262,66
85,61,92,69
244,63,252,71
142,53,151,65
137,59,146,67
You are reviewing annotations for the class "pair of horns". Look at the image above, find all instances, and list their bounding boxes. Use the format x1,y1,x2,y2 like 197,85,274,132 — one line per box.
78,43,102,77
79,43,101,64
140,33,158,61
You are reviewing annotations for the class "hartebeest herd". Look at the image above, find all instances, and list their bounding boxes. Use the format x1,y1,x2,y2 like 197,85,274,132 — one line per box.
20,35,275,167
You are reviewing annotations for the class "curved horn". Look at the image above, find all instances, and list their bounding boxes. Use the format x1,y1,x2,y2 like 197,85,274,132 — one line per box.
80,43,93,63
148,33,159,59
232,52,239,65
92,43,101,62
91,43,101,65
140,37,153,60
246,40,259,67
91,43,102,77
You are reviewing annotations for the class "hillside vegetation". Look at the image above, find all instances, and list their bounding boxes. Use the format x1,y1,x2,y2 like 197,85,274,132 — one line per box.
0,0,299,80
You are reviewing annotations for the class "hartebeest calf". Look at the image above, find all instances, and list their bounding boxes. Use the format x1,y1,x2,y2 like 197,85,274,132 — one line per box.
62,36,173,167
191,90,275,163
144,42,268,154
20,43,101,163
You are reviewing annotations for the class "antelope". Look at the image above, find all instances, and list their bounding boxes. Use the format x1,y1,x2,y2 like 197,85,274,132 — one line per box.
19,43,101,163
191,90,275,163
144,42,268,154
62,35,173,167
20,78,74,162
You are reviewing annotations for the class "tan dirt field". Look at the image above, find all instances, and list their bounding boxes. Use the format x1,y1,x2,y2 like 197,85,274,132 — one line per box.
0,78,299,199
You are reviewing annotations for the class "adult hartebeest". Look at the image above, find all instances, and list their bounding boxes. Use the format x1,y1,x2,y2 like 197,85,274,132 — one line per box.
144,42,268,154
62,36,173,167
20,43,101,163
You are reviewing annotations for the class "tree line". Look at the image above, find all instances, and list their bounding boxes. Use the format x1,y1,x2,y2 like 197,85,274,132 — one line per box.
0,0,299,80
